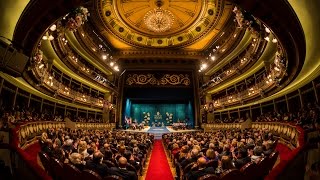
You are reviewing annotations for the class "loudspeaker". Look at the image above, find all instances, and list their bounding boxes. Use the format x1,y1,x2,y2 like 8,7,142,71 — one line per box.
0,40,29,77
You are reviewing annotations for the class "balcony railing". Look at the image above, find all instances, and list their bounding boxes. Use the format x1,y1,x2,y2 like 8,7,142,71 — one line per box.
32,63,105,108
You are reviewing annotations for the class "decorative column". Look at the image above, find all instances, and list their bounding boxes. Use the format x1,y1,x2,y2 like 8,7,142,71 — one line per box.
102,92,111,123
205,94,214,123
285,94,290,112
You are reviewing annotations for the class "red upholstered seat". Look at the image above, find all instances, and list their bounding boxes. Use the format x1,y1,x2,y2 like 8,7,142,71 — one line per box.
207,160,218,169
257,157,270,177
38,152,51,174
126,163,137,172
240,162,259,180
63,163,82,180
82,169,102,180
104,160,116,168
198,174,220,180
104,175,123,180
268,151,279,171
50,158,64,179
220,169,245,180
183,162,196,176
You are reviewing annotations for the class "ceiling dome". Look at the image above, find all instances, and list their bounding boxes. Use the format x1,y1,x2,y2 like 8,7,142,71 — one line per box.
115,0,203,35
93,0,233,48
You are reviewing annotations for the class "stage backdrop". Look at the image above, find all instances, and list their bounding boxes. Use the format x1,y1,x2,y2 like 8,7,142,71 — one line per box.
124,99,194,127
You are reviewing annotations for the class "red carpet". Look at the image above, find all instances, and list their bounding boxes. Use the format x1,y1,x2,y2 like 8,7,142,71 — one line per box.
146,140,173,180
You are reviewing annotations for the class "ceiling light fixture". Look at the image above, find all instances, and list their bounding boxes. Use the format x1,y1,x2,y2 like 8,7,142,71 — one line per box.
264,36,270,42
144,1,174,33
49,24,57,31
272,38,278,43
102,55,107,60
265,27,270,33
211,56,216,61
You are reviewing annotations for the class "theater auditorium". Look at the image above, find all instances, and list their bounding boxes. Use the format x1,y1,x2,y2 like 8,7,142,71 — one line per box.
0,0,320,179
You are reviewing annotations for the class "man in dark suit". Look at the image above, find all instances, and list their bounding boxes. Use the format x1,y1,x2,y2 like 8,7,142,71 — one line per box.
108,157,138,180
86,151,109,177
233,148,251,169
186,157,216,180
181,148,200,168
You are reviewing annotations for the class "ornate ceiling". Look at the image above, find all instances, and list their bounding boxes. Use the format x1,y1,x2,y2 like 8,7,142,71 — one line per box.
90,0,234,49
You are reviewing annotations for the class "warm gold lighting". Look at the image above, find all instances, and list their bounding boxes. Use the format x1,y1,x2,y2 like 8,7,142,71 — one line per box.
144,7,174,33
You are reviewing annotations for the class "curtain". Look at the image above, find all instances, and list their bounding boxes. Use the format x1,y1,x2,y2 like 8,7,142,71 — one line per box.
127,103,194,126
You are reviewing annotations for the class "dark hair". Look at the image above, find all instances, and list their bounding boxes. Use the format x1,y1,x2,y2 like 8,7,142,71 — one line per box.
253,146,263,156
123,150,132,161
87,148,94,155
239,148,248,158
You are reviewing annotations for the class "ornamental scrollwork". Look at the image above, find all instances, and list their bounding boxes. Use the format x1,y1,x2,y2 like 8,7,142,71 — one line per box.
126,74,191,86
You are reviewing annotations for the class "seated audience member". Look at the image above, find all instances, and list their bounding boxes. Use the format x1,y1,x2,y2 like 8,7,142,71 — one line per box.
186,157,215,180
84,147,94,161
205,149,217,161
171,143,180,157
263,140,274,157
216,156,235,175
69,153,85,170
233,148,251,169
123,150,140,171
86,151,109,177
78,141,89,158
109,157,138,180
251,146,263,163
181,148,200,168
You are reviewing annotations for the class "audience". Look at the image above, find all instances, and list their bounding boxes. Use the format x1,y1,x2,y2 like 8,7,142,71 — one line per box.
38,128,153,179
163,127,278,179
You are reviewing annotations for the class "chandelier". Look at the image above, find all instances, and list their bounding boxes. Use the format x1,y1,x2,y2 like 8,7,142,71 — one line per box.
144,7,174,33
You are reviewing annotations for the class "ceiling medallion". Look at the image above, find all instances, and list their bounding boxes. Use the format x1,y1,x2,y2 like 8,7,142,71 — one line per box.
143,7,174,33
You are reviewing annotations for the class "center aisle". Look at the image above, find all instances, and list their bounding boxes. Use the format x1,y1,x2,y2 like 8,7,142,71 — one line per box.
145,140,173,180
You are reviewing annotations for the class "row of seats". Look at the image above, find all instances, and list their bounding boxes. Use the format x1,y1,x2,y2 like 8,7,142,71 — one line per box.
39,151,143,180
165,142,279,180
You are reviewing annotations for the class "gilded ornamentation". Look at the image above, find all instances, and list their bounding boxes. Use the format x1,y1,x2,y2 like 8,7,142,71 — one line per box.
126,73,191,86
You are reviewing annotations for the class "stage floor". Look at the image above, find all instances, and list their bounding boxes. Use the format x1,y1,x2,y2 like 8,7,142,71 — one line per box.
122,126,200,139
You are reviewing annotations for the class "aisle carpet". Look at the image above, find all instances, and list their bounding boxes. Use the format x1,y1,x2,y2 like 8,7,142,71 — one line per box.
145,140,173,180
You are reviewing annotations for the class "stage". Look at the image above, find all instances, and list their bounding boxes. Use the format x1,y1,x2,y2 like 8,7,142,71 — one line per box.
122,126,201,139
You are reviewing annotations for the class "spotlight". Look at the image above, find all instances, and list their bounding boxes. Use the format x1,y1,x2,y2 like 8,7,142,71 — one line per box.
48,35,54,41
265,27,271,33
49,24,57,31
42,36,48,40
211,56,216,61
264,36,270,42
110,62,114,67
102,55,107,60
201,63,207,69
272,38,278,43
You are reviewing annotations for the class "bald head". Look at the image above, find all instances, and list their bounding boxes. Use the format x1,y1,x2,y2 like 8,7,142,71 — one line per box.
191,148,199,158
118,157,127,168
197,157,207,168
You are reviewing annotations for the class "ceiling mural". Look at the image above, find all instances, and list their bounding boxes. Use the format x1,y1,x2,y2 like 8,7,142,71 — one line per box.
94,0,234,48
